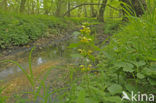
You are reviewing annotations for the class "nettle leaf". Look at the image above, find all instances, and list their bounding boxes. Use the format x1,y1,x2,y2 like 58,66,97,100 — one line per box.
133,61,146,67
123,67,134,72
137,73,145,79
143,67,152,76
116,62,134,73
143,67,156,78
107,84,123,95
149,78,156,86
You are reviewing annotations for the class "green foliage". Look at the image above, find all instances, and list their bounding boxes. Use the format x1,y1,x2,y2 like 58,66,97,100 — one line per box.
97,2,156,99
103,21,121,34
0,12,97,49
0,13,47,48
61,3,156,103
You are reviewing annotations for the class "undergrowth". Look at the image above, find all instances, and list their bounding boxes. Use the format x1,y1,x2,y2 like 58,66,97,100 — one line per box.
0,12,98,49
61,1,156,103
0,1,156,103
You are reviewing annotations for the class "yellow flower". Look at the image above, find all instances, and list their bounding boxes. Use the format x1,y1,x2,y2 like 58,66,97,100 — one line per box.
82,22,90,26
78,49,82,52
80,36,92,43
82,25,86,28
88,64,92,67
88,50,93,54
78,49,85,54
80,65,84,68
81,67,85,71
80,26,91,34
80,65,85,71
88,38,92,41
80,36,88,43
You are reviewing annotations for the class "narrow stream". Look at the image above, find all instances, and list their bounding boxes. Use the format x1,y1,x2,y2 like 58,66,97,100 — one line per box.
0,31,82,103
0,42,70,81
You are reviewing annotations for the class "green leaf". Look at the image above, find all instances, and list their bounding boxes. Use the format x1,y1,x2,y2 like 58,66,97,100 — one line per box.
76,89,86,103
123,67,134,73
143,67,156,78
149,78,156,86
107,84,123,95
115,62,134,72
133,61,146,67
137,73,145,79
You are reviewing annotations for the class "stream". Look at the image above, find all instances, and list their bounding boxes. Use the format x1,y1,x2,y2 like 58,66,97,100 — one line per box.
0,31,80,103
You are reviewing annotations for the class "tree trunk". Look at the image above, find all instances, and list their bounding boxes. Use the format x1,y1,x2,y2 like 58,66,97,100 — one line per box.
90,0,96,17
44,0,49,15
97,0,107,22
0,0,8,10
20,0,26,13
37,0,40,14
31,0,35,14
78,6,82,17
67,0,71,17
84,5,87,17
55,0,62,17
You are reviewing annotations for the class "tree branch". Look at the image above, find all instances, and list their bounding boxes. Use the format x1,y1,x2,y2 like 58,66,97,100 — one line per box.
63,3,122,16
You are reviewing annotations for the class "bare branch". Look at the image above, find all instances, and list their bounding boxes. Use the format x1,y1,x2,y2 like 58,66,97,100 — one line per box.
63,3,122,16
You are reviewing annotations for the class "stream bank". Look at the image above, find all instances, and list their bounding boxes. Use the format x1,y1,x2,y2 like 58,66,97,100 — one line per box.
0,23,113,102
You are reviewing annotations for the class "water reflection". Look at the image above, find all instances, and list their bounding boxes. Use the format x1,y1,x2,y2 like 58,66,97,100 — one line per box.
0,43,70,80
37,57,43,65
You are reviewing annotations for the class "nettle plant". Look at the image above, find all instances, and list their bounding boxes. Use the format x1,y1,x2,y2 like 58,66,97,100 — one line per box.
97,5,156,100
70,22,99,72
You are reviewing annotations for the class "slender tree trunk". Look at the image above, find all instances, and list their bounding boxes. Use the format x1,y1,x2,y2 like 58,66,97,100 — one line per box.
37,0,40,14
31,0,35,14
90,0,96,17
27,0,30,14
97,0,107,22
78,6,82,17
67,0,71,17
44,0,49,15
84,5,87,17
0,0,8,10
55,0,62,17
20,0,26,13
